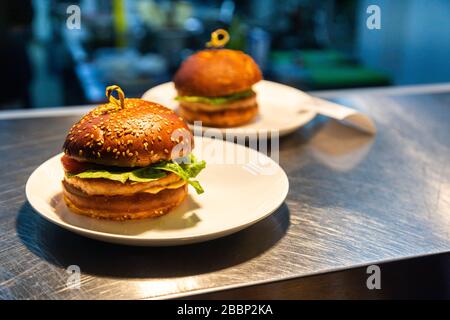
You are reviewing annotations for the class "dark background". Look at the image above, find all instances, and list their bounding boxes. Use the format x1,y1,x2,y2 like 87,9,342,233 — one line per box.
1,0,450,109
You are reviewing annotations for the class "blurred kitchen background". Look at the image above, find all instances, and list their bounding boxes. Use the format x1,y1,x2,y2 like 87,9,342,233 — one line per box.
1,0,449,109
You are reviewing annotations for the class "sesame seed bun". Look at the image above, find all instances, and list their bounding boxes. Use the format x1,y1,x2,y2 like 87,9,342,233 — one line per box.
63,180,188,220
63,98,193,167
173,49,262,97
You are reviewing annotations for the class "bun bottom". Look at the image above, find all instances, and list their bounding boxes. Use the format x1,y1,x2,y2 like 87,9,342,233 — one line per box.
62,180,187,220
179,104,258,127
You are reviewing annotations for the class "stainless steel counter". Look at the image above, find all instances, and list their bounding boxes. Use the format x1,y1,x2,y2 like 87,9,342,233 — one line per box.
0,84,449,299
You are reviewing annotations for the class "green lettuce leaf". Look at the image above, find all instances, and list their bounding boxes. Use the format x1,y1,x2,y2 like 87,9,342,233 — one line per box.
67,153,206,194
181,154,205,178
70,170,129,183
69,168,166,184
175,90,254,105
153,154,206,194
129,167,167,183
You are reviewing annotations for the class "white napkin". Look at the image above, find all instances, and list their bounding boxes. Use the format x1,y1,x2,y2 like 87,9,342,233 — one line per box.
307,96,377,135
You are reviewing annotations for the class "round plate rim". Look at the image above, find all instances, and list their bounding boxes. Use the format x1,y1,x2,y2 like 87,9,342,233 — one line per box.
25,138,289,246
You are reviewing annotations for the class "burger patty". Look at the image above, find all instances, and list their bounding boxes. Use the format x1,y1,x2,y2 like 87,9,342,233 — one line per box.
179,104,258,127
179,95,257,112
63,182,188,219
64,172,186,196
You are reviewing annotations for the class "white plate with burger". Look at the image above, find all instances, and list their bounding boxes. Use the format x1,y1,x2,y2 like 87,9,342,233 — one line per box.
26,86,289,246
142,47,317,137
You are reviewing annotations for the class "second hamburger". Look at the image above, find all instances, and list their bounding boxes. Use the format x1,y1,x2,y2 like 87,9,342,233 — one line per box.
174,42,262,127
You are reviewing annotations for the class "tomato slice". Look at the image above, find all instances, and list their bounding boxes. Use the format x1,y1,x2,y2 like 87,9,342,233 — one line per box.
61,155,92,174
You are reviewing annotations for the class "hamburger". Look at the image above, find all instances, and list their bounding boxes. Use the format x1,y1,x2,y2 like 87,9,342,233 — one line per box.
173,47,262,127
61,85,205,220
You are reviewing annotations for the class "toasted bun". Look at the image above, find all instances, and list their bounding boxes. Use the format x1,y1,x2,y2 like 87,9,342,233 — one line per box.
179,103,258,127
174,49,262,97
63,98,193,167
62,180,188,220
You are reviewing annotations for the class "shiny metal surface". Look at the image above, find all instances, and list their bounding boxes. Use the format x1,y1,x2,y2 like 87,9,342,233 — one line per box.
0,86,449,299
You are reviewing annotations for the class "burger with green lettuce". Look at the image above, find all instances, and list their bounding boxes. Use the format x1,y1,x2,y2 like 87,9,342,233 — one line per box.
173,48,262,127
61,85,205,220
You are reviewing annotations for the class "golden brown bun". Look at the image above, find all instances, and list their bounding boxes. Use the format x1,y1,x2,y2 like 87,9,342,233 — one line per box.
179,104,258,127
173,49,262,97
63,98,193,167
62,180,188,220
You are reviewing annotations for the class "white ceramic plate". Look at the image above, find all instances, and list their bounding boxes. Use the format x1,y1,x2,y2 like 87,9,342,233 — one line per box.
142,80,317,137
26,137,289,246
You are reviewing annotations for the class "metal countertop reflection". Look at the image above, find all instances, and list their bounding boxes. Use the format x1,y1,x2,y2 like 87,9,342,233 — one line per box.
0,84,449,299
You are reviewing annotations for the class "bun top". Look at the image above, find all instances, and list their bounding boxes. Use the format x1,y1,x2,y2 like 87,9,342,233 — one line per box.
173,49,262,97
63,86,193,167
